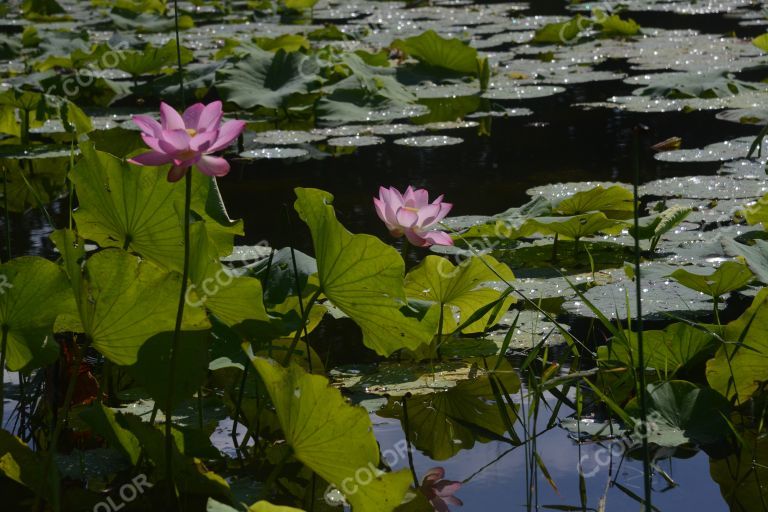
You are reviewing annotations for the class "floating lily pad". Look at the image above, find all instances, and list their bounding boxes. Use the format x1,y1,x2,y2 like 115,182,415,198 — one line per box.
393,135,463,147
239,147,310,160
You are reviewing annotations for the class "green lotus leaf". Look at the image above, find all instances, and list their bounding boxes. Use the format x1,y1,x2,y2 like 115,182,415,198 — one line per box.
126,329,210,409
0,257,74,371
392,30,480,76
594,11,641,36
79,402,141,465
753,33,768,52
281,0,318,10
71,143,241,272
254,34,310,53
112,40,193,77
118,413,230,498
109,7,194,33
625,380,730,447
294,187,436,356
206,499,304,512
523,212,625,240
723,237,768,284
710,428,768,510
0,157,69,213
51,229,210,365
744,193,768,225
251,358,413,512
554,185,634,219
669,261,753,298
531,15,590,44
635,71,757,99
378,364,520,460
404,255,514,334
0,429,60,508
707,288,768,402
216,48,321,110
598,323,718,377
189,222,270,333
21,0,68,21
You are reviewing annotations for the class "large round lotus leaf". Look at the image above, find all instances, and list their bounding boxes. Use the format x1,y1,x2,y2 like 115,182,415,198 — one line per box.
0,256,74,371
378,363,520,460
294,187,437,356
404,254,515,334
51,229,210,366
707,288,768,402
625,380,730,447
251,358,413,512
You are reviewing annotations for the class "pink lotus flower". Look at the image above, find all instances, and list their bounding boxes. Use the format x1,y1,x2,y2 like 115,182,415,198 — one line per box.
420,467,463,512
373,186,453,247
129,101,246,182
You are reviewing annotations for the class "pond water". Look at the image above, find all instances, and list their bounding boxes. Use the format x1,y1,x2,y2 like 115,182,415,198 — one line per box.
2,0,768,511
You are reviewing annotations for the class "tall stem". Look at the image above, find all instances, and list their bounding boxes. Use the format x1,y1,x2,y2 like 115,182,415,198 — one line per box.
165,2,188,507
401,393,419,488
632,126,652,512
282,289,321,366
0,326,8,429
165,170,192,507
2,166,10,262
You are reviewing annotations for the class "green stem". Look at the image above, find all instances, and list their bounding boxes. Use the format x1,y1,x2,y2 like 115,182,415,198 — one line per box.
401,240,410,267
0,326,7,429
713,295,721,326
282,289,321,366
231,364,249,465
401,393,419,488
3,166,10,262
197,386,204,430
172,0,186,107
21,109,29,147
164,170,192,507
632,126,652,512
435,304,444,359
35,337,91,511
261,448,292,500
165,2,188,504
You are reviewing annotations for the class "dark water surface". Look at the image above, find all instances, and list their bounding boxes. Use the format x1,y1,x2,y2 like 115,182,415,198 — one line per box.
3,1,766,511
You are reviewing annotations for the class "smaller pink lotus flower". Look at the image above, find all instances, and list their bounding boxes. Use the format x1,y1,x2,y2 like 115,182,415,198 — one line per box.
420,467,463,512
129,101,246,182
373,186,454,247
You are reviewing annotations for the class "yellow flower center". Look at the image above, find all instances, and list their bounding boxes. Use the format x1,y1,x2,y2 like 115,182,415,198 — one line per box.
404,206,419,213
186,128,197,137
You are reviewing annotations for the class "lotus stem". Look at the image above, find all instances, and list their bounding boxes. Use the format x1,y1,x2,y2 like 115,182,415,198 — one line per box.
401,393,419,488
632,125,652,512
164,169,192,508
2,166,10,262
282,289,322,366
0,326,7,429
164,2,188,506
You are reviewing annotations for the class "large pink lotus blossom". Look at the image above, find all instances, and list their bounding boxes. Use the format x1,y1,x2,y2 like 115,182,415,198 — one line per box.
129,101,246,182
420,467,463,512
373,186,453,247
